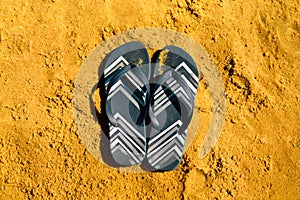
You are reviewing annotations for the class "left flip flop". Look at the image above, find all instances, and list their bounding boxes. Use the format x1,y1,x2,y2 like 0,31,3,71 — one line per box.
103,42,150,166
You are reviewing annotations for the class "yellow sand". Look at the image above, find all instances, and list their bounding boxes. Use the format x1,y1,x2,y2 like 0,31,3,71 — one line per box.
0,0,299,199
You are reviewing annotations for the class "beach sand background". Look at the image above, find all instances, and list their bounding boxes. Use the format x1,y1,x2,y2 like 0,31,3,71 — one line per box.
0,0,299,199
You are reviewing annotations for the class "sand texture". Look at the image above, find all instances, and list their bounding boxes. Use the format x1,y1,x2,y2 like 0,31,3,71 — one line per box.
0,0,299,199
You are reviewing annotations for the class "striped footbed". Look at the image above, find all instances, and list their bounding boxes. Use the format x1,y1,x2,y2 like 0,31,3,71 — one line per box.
105,64,149,166
147,46,199,171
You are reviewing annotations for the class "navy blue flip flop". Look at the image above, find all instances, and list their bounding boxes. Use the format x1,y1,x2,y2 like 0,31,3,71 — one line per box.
146,46,200,171
103,42,150,166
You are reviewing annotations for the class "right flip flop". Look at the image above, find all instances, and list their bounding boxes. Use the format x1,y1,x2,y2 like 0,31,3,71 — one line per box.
146,46,200,171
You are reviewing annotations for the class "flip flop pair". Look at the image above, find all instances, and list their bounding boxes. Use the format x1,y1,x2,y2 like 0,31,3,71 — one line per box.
102,42,199,171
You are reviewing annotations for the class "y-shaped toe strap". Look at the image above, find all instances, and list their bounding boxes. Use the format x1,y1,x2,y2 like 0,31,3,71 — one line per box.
149,69,195,133
105,64,151,127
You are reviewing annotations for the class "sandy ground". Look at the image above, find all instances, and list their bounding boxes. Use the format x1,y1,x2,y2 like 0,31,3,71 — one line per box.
1,0,299,199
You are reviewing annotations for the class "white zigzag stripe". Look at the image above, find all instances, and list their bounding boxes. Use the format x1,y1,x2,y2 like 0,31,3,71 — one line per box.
154,87,164,100
153,80,178,107
175,61,198,81
172,88,192,110
110,126,144,153
148,132,185,159
154,101,171,116
107,80,140,109
153,85,191,116
155,150,182,168
147,125,178,153
150,146,182,167
175,62,198,94
153,82,189,110
127,70,144,89
110,122,144,152
155,148,183,168
154,77,187,100
112,113,144,140
181,75,197,95
149,143,183,166
111,128,137,153
164,78,177,89
148,120,183,145
153,84,179,113
110,126,144,156
154,91,167,108
177,133,185,145
104,56,129,77
111,138,140,164
125,73,143,93
153,89,169,112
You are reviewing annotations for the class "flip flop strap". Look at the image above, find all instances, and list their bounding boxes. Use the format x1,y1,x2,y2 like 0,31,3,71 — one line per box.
169,70,195,133
149,69,195,133
106,64,151,127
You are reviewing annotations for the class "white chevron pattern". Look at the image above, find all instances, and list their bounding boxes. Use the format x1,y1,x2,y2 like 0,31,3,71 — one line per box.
104,56,130,90
104,55,147,166
107,80,140,109
104,56,129,78
147,60,199,170
175,61,199,95
111,113,145,144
